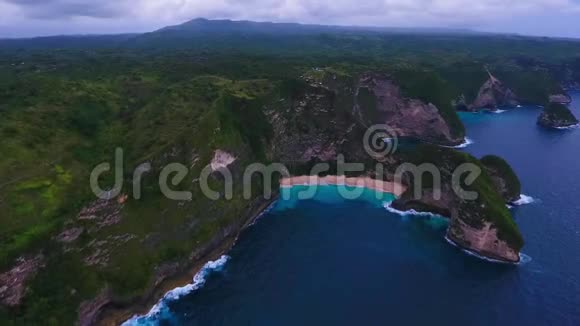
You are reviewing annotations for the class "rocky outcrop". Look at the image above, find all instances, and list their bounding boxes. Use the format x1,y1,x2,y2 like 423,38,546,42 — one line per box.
468,70,518,111
265,81,370,166
447,219,520,262
549,94,572,105
390,145,523,263
266,71,466,165
0,254,45,307
210,150,237,172
538,102,579,128
356,73,465,146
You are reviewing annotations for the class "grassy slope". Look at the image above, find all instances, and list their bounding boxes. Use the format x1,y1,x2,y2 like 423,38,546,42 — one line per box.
480,155,522,201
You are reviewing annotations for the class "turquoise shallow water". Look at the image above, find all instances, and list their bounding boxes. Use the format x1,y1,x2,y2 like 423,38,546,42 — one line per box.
126,93,580,326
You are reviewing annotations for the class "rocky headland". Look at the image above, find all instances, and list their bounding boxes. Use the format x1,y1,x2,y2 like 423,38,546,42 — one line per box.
466,70,519,111
538,102,579,129
390,145,524,263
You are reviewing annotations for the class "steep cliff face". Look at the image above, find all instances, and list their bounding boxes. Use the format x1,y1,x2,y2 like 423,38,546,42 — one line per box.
356,73,465,146
538,102,579,128
266,70,466,164
447,219,520,262
391,145,523,263
468,71,519,111
549,94,572,105
265,80,369,166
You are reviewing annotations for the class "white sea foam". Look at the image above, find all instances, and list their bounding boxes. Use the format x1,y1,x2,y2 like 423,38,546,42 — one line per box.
512,194,535,206
445,236,530,265
122,255,230,326
555,123,580,130
383,201,440,218
249,200,279,226
491,109,507,114
443,137,474,149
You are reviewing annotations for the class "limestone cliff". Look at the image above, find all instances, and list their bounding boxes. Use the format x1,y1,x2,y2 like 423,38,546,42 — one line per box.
549,94,572,105
355,73,465,146
266,70,466,165
391,145,523,263
468,70,519,111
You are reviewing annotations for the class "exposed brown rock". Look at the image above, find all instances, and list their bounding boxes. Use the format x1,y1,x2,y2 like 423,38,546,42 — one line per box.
79,289,111,326
549,93,572,104
357,73,463,145
447,219,520,263
78,198,124,231
468,70,518,111
0,254,45,307
56,227,84,243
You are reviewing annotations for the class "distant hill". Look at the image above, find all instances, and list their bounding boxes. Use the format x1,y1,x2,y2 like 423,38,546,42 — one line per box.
156,18,478,35
1,18,579,62
0,18,482,50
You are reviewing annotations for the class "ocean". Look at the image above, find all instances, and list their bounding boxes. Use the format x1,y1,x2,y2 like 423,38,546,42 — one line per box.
125,92,580,326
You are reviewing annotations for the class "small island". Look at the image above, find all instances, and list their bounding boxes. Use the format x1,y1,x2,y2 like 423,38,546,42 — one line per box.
538,103,579,129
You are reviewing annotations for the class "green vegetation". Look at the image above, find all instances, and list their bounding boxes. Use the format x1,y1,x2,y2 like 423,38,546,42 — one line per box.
1,18,576,323
480,155,522,202
539,103,579,126
391,67,465,139
399,145,524,251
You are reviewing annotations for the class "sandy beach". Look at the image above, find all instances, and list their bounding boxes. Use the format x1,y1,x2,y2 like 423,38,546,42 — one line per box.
280,175,406,196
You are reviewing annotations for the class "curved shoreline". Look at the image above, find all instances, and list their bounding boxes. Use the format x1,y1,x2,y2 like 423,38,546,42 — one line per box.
106,177,404,325
280,175,407,196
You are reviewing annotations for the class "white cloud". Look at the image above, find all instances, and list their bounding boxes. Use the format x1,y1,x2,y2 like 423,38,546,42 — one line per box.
1,0,580,37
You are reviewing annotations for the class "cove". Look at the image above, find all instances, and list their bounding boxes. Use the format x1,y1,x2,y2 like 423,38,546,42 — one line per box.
125,92,580,326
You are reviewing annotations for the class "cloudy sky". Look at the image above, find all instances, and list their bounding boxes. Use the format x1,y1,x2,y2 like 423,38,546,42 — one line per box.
1,0,580,38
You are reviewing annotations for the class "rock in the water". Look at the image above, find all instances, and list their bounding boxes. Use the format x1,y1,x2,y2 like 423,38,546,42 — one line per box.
538,103,579,128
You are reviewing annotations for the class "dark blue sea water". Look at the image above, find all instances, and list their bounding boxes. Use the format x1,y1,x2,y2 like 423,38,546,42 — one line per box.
126,93,580,326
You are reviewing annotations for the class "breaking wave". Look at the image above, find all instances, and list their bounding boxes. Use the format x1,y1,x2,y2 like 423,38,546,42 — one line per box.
512,194,535,206
446,137,474,149
555,123,580,130
383,201,440,218
122,255,230,326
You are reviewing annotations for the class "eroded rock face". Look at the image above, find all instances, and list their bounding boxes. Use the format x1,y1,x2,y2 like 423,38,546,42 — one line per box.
469,72,518,111
266,72,466,165
265,81,369,165
389,145,523,263
0,254,45,307
356,73,464,146
210,150,237,172
549,94,572,105
447,219,520,263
